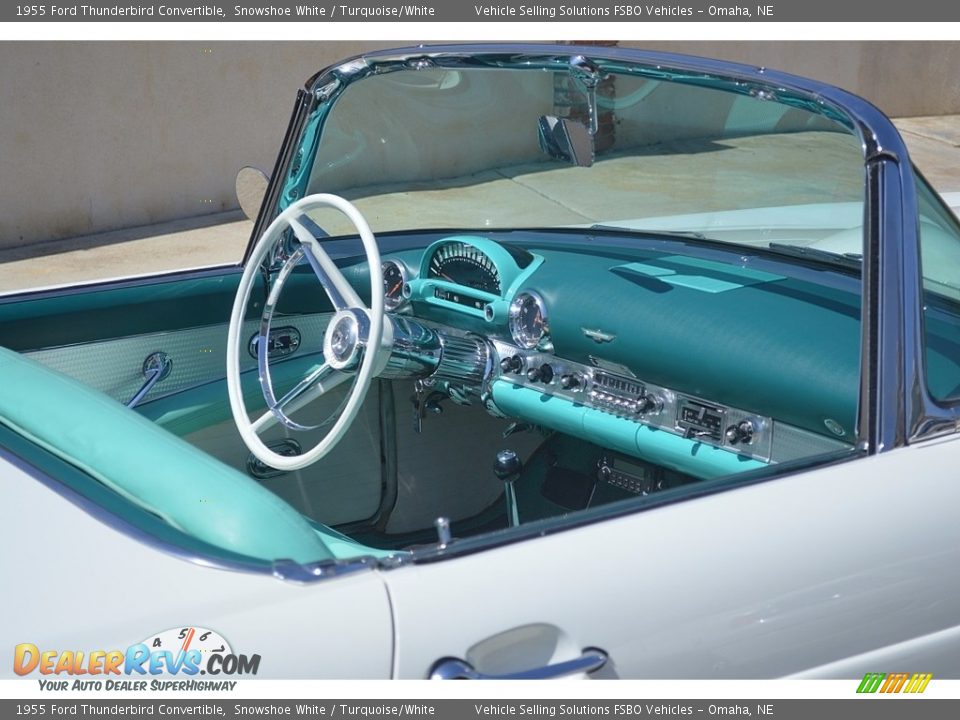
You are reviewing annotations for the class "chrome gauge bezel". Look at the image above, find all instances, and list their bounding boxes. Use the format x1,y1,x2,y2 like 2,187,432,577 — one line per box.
382,260,408,310
508,291,549,349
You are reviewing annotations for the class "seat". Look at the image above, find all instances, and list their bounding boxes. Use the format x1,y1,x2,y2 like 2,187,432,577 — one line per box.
0,346,391,565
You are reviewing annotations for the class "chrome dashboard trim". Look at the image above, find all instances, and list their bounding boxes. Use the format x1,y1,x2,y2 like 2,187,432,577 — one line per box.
483,338,850,465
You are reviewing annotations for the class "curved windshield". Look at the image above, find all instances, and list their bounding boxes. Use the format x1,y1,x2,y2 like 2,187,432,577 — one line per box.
300,65,865,254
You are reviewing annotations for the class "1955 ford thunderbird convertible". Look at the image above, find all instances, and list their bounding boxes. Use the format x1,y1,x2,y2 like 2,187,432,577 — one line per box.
3,43,960,680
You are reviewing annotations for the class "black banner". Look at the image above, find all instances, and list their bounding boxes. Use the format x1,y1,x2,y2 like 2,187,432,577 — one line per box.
3,700,960,720
2,0,958,23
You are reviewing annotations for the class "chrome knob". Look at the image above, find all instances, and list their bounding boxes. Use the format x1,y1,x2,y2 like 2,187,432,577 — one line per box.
635,392,662,415
494,450,522,480
724,420,756,445
527,363,554,384
494,450,522,529
500,355,523,374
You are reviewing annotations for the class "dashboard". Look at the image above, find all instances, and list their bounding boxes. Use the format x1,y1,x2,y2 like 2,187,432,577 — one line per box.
372,234,857,483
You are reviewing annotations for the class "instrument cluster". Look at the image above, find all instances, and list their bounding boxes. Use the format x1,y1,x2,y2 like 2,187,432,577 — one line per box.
380,237,549,349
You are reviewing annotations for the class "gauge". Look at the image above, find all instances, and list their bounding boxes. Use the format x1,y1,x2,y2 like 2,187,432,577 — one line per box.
428,242,501,295
509,291,549,349
140,627,232,674
382,260,407,310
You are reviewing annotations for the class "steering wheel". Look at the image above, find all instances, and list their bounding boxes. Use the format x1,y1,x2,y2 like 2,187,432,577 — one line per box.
226,194,390,471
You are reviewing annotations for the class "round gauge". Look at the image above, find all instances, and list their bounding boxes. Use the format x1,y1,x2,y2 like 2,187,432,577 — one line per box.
140,627,232,672
428,242,501,295
509,291,549,349
382,260,407,310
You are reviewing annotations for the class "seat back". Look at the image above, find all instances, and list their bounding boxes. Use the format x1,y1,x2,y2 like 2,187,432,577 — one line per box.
0,347,336,565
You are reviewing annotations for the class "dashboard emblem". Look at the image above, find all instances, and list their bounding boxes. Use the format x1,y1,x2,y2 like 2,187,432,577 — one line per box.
582,327,616,343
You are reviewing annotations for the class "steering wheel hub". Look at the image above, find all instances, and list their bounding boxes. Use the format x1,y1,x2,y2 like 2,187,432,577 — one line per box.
325,309,369,370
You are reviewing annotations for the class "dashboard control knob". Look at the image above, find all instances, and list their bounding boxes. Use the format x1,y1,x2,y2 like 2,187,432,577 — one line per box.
560,373,580,389
527,363,554,384
724,420,756,445
500,355,523,374
635,392,662,415
494,449,522,480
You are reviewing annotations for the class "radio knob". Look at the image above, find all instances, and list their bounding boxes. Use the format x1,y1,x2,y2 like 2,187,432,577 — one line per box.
635,393,662,415
725,420,756,445
560,373,580,389
526,363,555,384
500,355,523,374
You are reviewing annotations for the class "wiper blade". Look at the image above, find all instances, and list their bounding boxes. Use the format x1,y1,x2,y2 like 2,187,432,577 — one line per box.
590,224,708,240
767,242,862,269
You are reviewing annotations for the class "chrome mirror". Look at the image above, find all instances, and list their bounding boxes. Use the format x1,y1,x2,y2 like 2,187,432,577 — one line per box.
235,166,269,220
538,116,595,167
537,55,605,168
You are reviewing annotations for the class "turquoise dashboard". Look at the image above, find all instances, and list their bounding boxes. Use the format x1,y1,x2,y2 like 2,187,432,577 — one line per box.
355,233,861,481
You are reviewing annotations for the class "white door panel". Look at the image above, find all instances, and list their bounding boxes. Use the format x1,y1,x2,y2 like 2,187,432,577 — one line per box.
790,623,960,678
2,464,394,679
385,439,960,678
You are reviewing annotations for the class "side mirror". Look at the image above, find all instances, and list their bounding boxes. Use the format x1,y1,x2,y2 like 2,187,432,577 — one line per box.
235,166,269,220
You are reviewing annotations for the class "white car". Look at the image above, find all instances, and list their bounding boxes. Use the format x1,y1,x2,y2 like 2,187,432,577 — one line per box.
3,43,960,681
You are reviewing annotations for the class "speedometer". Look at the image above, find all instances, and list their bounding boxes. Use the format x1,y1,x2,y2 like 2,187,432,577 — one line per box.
427,242,501,295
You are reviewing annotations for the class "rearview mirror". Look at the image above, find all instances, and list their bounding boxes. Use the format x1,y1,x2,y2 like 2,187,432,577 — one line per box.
538,116,595,167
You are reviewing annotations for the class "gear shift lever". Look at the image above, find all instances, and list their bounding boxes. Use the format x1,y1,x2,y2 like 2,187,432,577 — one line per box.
494,450,522,528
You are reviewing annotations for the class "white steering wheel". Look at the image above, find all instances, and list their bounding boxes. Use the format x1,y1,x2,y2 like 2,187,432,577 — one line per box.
226,194,390,471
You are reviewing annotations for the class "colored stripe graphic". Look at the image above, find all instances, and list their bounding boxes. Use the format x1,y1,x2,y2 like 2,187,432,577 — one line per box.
857,672,932,694
881,672,909,693
904,673,934,694
857,673,885,693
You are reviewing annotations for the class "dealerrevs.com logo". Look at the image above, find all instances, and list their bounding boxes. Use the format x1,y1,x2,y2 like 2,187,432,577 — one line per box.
13,627,260,691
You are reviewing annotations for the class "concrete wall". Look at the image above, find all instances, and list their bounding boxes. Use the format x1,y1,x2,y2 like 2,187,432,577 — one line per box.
0,41,393,250
2,41,958,251
628,41,960,118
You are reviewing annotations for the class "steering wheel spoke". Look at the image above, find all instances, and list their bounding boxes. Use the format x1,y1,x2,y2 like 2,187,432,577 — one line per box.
227,194,386,472
288,216,363,311
251,363,350,435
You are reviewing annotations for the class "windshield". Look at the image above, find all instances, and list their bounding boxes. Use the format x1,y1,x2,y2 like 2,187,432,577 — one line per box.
295,62,866,251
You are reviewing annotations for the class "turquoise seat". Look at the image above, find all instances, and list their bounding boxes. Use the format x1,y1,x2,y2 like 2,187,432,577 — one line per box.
0,346,391,565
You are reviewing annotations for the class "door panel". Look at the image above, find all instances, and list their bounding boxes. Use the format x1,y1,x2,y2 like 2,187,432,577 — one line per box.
3,463,394,679
385,440,960,678
0,264,334,352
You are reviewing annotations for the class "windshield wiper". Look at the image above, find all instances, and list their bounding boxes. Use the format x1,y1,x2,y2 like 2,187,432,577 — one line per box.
590,224,708,240
767,242,862,270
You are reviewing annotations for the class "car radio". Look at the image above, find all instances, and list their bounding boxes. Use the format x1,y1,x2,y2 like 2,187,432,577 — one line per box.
597,453,663,495
676,399,725,441
490,341,774,462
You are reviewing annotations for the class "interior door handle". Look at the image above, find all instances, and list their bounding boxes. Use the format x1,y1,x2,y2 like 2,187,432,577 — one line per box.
429,648,607,680
126,352,172,409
